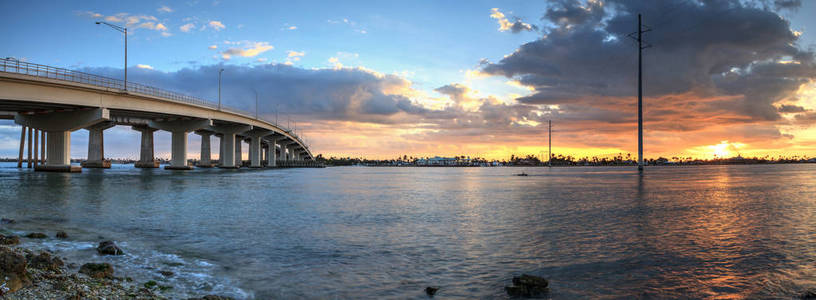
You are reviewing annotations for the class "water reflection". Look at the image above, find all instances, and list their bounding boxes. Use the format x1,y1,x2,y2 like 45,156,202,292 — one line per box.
0,164,815,299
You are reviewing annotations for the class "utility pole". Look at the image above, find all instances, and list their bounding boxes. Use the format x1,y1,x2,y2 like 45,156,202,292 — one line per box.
548,120,552,167
218,68,224,110
629,14,651,172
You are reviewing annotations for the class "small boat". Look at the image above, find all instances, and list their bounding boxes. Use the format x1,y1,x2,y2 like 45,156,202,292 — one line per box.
515,172,528,176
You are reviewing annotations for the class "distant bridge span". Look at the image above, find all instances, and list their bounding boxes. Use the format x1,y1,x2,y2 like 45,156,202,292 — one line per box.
0,58,317,172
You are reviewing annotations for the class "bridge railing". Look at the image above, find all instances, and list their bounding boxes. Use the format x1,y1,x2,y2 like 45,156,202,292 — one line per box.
0,58,310,154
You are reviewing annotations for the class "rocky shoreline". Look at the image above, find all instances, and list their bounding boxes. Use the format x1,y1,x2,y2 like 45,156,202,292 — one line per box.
0,222,235,300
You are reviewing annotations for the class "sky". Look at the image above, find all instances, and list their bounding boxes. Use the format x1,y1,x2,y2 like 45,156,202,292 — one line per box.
1,0,816,160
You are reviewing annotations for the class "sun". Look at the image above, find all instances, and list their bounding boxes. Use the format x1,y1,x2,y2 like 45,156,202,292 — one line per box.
711,142,731,157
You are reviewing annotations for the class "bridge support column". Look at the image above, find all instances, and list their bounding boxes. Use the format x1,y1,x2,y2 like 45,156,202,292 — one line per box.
148,119,212,170
81,122,115,168
132,126,159,168
209,124,251,169
266,137,278,167
245,129,272,168
14,108,109,173
195,131,214,167
235,138,243,167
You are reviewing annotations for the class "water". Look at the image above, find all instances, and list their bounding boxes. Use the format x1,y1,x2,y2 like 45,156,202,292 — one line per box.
1,163,815,299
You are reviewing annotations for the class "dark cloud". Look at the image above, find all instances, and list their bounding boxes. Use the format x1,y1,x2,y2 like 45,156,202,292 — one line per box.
778,104,807,113
81,64,428,122
483,0,816,123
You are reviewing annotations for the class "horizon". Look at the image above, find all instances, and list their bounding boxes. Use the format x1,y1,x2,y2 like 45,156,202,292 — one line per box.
2,0,816,160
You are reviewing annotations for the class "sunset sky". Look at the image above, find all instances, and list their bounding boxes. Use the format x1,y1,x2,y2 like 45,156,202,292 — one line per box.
1,0,816,160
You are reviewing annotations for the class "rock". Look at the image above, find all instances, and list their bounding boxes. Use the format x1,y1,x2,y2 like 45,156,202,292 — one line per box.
187,295,236,300
425,286,439,296
0,246,31,293
96,240,124,255
56,231,68,239
79,262,114,279
144,280,158,289
25,232,47,239
505,274,549,298
159,270,174,277
26,251,64,272
0,218,14,224
801,290,816,299
0,235,20,246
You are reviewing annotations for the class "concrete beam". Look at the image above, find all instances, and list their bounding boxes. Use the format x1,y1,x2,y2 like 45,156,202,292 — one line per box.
15,108,109,132
148,119,212,133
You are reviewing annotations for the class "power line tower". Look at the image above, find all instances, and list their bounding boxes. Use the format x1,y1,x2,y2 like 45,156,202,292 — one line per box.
628,14,651,172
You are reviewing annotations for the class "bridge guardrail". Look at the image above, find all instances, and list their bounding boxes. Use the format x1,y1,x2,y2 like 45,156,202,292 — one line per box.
0,58,310,154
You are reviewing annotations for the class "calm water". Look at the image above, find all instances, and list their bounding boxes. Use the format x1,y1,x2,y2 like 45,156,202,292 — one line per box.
1,163,815,299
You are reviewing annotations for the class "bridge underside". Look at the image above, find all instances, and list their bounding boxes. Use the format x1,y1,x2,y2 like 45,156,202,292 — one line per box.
1,100,316,172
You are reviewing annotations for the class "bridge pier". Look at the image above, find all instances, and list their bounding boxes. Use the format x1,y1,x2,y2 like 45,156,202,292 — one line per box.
148,119,212,170
245,129,272,168
195,130,214,167
81,121,115,168
209,124,250,169
266,136,278,167
132,126,159,168
14,108,109,172
235,137,243,167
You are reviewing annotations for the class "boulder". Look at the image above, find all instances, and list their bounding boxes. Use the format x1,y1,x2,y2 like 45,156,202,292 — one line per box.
801,290,816,299
24,232,47,239
187,296,236,300
425,286,439,296
0,218,15,225
159,270,174,277
0,235,20,246
26,251,64,272
79,263,114,279
96,240,124,255
0,247,31,293
55,231,68,239
505,274,549,298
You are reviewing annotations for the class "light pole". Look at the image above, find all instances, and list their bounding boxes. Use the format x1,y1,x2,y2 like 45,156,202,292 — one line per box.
95,21,127,91
218,68,224,110
252,89,259,119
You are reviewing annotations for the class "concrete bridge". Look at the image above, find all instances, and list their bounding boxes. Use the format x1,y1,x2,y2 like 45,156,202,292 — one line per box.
0,58,320,172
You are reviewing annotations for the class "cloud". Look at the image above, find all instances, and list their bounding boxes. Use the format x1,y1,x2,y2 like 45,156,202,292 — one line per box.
220,41,273,60
157,5,173,13
82,11,167,33
482,0,816,125
136,64,154,70
287,50,305,61
180,23,195,32
208,20,225,31
490,8,536,33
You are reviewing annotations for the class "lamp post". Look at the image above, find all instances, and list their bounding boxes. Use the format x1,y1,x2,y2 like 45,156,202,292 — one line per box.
95,21,127,91
218,68,224,110
252,89,259,119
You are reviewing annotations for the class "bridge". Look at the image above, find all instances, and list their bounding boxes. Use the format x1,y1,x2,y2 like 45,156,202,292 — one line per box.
0,58,320,172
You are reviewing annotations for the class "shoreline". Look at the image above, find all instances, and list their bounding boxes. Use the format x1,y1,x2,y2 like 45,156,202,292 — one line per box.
0,222,237,300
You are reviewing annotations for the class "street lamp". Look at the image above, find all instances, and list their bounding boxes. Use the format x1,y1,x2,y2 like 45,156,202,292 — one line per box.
218,68,224,110
95,21,127,91
252,89,259,119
